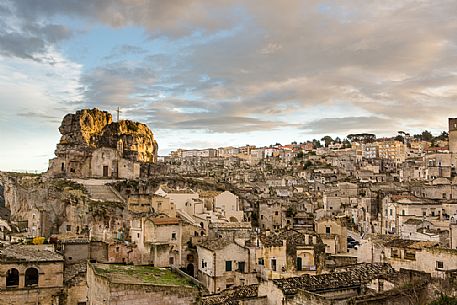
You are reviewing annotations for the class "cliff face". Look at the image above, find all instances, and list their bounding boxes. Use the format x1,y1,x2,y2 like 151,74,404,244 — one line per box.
55,108,158,163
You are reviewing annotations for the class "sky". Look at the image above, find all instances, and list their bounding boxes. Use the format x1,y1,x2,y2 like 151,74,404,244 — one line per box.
0,0,456,172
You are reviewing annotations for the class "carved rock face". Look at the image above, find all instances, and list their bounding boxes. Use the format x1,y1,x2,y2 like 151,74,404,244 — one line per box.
55,108,158,163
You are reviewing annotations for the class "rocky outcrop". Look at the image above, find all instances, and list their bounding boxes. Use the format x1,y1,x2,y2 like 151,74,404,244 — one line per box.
55,108,158,163
58,108,112,149
97,120,158,163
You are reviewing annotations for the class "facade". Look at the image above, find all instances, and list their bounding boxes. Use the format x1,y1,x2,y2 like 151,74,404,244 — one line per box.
377,140,406,163
214,191,244,222
315,217,348,254
197,239,257,293
449,118,457,154
0,245,64,305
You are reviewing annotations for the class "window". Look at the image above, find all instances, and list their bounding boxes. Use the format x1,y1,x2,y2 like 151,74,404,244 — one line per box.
325,226,331,235
275,211,279,216
66,225,71,232
137,233,140,238
238,261,246,273
391,248,400,258
389,209,392,216
169,257,174,265
271,259,277,271
258,258,264,265
201,260,205,268
404,250,416,261
6,268,19,287
25,268,39,287
436,261,444,269
402,210,405,216
225,261,232,272
171,233,176,240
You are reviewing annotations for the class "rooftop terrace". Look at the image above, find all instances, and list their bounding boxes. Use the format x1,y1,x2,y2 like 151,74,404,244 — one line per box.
92,263,195,287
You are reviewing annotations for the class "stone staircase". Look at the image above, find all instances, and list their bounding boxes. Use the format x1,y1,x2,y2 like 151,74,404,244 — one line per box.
84,184,125,203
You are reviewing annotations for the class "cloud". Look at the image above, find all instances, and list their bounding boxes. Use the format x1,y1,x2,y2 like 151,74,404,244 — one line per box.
302,116,393,135
3,0,457,148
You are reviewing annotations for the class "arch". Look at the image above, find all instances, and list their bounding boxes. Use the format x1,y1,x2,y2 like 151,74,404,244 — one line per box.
200,222,204,229
229,216,239,222
6,268,19,287
25,268,39,287
186,263,195,277
194,231,199,237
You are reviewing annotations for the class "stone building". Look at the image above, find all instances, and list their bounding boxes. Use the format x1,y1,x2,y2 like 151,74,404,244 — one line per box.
143,216,182,267
197,238,258,293
449,118,457,154
382,239,457,278
86,262,200,305
255,229,325,280
258,264,394,305
214,191,244,222
0,245,64,305
315,216,348,254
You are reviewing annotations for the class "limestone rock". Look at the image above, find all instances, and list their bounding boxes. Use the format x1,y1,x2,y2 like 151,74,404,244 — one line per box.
55,108,158,163
57,108,112,151
97,120,158,163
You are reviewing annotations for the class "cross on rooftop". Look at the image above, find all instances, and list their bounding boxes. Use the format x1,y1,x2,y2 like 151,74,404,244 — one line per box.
116,107,121,122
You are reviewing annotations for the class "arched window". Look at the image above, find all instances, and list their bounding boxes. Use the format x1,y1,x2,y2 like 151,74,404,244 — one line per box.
6,268,19,287
25,268,39,287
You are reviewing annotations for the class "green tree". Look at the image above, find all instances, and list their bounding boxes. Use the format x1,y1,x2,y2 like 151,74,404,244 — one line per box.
321,136,333,147
312,139,322,148
414,130,433,142
342,139,351,148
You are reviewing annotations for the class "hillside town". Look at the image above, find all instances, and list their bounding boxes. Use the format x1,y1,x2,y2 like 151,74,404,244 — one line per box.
0,108,457,305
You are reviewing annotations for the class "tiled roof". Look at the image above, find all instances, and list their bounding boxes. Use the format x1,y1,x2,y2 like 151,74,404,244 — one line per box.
198,238,238,251
0,245,64,262
273,263,394,295
202,284,259,305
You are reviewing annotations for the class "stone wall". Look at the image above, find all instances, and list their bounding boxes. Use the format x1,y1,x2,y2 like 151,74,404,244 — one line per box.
0,287,63,305
0,261,64,289
90,241,109,262
86,263,200,305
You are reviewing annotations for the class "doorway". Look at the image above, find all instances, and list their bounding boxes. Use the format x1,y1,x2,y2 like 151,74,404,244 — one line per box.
103,166,109,177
